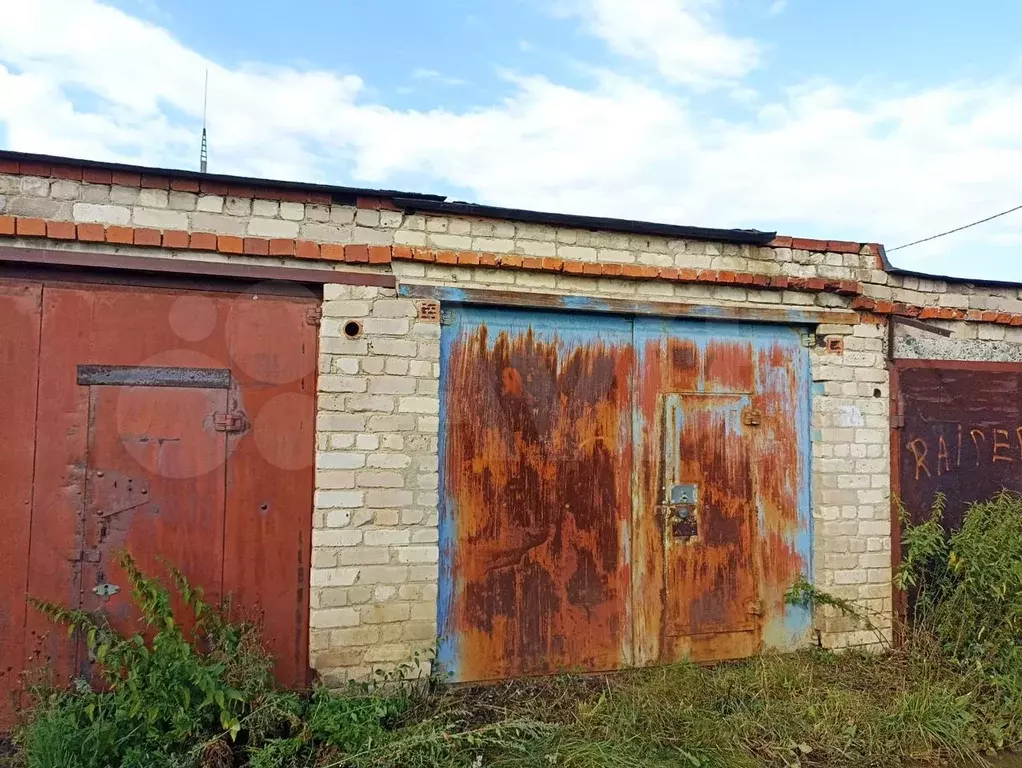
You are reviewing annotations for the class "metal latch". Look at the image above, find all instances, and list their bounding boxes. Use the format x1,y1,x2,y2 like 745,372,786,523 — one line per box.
305,307,323,326
741,408,762,427
92,583,120,600
747,600,764,617
213,411,247,433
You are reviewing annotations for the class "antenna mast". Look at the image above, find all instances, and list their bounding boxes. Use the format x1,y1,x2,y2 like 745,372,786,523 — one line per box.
199,70,209,173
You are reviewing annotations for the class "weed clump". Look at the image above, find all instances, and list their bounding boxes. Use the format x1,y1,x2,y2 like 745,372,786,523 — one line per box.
11,492,1022,767
14,554,438,768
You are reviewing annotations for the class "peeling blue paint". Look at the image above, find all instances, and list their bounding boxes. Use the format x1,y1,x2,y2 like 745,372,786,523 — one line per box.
438,302,816,675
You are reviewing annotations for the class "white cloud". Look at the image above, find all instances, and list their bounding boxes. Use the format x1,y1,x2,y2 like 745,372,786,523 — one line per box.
768,0,787,16
553,0,761,85
411,68,467,87
1,0,1021,281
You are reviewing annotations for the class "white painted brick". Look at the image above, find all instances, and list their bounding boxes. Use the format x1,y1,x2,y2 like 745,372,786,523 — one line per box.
278,201,304,220
73,202,130,225
371,377,417,395
362,318,410,335
195,194,223,212
310,608,360,628
310,568,360,587
367,453,412,469
317,452,367,470
428,233,471,250
247,217,299,238
356,471,404,488
558,245,597,261
316,490,365,508
224,196,252,216
397,546,439,564
363,529,411,546
355,209,380,226
365,490,414,508
399,397,439,414
325,509,352,527
320,376,368,393
346,395,396,412
369,339,417,357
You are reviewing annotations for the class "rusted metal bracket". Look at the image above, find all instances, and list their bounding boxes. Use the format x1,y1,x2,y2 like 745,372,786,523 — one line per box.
890,316,954,338
213,411,247,433
78,365,231,389
305,306,323,326
741,408,762,427
886,315,954,363
399,284,860,326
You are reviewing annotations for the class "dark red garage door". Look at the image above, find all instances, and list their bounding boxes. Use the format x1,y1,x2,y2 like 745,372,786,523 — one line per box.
0,273,318,725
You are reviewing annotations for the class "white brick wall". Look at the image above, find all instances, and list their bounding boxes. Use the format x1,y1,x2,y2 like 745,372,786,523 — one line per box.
11,167,1022,676
311,285,439,684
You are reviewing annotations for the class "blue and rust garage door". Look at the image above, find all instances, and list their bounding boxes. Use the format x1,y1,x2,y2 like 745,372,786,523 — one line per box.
437,307,812,682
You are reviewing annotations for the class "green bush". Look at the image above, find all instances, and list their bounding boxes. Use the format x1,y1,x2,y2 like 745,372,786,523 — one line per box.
16,553,424,768
15,492,1022,767
896,491,1022,746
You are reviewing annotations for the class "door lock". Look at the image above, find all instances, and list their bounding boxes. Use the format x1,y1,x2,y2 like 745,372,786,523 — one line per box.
662,483,699,540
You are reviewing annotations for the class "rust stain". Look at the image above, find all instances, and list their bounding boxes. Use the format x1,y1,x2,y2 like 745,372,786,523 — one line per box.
443,323,633,681
704,340,754,393
753,342,808,630
633,330,809,664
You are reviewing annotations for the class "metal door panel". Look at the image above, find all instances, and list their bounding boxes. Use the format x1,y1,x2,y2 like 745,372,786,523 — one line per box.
223,293,318,687
80,383,228,647
8,279,318,720
632,319,812,665
894,362,1022,531
23,286,95,696
0,280,42,722
438,307,634,682
659,392,758,639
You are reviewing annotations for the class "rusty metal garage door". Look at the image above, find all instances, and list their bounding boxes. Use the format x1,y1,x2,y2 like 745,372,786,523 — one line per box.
893,360,1022,530
437,307,812,682
0,274,318,724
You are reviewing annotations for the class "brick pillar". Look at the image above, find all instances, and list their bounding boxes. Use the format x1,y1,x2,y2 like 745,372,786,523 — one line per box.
809,321,893,648
311,284,440,684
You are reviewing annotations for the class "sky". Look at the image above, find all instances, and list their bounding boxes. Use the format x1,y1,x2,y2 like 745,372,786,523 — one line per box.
1,1,1021,281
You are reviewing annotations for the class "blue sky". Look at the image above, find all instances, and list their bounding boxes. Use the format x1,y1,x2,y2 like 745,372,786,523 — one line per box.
2,0,1022,280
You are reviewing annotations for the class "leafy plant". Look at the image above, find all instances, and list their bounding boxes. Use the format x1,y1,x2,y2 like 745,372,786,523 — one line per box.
784,574,890,648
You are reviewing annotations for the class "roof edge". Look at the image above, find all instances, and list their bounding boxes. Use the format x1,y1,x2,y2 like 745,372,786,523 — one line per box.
0,149,445,203
393,198,775,245
0,149,777,246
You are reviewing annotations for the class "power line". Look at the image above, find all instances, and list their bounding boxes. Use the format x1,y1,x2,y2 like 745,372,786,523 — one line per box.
887,203,1022,252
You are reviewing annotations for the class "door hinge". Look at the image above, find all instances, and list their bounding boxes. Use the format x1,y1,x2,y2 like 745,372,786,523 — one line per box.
891,397,905,429
305,307,323,326
741,408,762,427
747,600,764,617
213,411,247,433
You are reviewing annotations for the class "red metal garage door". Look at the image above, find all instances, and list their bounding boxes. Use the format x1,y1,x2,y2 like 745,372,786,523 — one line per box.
0,274,318,725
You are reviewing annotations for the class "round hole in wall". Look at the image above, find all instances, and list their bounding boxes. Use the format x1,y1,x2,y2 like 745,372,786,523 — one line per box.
344,320,363,339
873,388,882,398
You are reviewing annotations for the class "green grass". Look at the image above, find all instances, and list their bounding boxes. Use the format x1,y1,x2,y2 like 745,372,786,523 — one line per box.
12,492,1022,767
